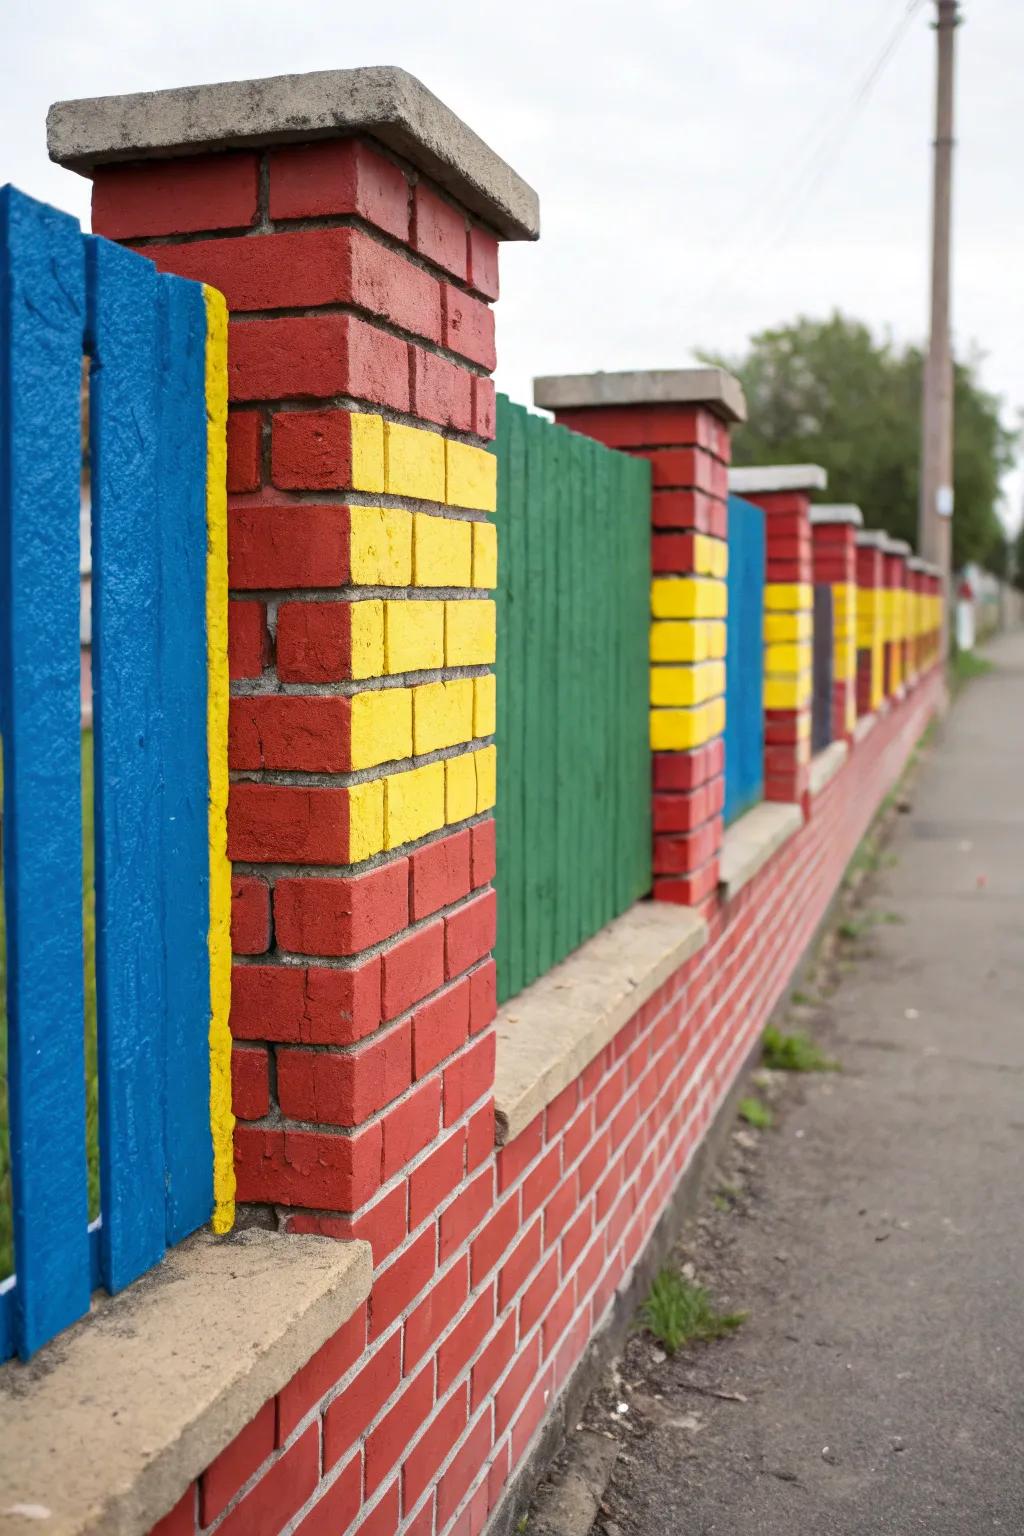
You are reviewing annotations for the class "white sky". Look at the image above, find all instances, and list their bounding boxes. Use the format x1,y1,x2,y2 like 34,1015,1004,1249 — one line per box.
4,0,1021,534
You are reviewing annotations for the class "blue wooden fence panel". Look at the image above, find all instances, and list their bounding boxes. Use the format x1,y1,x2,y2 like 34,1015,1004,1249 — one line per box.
0,188,220,1360
724,495,766,825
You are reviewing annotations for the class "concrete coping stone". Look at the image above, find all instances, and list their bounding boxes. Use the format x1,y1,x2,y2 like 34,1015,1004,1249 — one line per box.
853,709,880,743
47,66,540,241
493,900,709,1145
718,801,804,901
810,502,863,527
808,739,850,798
881,536,913,557
532,368,747,423
907,556,927,572
728,464,828,495
0,1229,372,1536
856,529,889,549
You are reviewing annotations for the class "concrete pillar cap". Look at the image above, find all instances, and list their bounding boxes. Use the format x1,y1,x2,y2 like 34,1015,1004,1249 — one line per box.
809,503,863,527
47,66,539,240
855,530,889,549
728,464,827,495
532,367,747,423
881,536,913,557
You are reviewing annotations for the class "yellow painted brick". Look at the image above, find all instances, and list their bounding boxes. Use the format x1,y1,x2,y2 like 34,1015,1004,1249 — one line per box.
384,761,445,850
384,599,444,674
707,620,727,659
708,695,726,735
650,703,721,752
708,539,729,579
472,521,498,589
650,620,708,664
473,673,496,737
413,513,473,587
413,679,475,754
350,505,413,586
765,642,812,675
474,745,497,812
763,675,812,710
349,600,385,679
350,412,385,493
650,577,727,620
445,751,478,824
649,661,724,707
347,778,385,862
446,439,497,512
445,599,496,665
384,420,446,502
764,611,812,642
764,582,812,612
349,687,413,770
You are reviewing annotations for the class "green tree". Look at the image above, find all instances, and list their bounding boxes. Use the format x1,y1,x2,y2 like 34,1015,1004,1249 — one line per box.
712,313,1016,571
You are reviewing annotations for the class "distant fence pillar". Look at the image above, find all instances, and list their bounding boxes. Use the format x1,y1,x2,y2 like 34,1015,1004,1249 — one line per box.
855,532,887,714
52,72,539,1246
533,368,747,909
881,538,911,698
810,504,862,741
727,465,827,812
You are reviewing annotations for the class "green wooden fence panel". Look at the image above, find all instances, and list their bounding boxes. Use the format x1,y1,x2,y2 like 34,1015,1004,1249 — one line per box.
494,396,651,1005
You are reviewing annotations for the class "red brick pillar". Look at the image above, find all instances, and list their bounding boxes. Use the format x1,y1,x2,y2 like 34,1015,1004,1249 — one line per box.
728,466,827,813
810,503,862,741
855,532,886,714
881,538,908,698
533,369,747,909
54,71,538,1250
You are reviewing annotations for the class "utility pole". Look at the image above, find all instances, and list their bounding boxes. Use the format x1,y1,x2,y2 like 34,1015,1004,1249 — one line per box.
919,0,961,661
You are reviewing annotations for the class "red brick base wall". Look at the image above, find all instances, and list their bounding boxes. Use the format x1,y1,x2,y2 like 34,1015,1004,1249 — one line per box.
153,674,940,1536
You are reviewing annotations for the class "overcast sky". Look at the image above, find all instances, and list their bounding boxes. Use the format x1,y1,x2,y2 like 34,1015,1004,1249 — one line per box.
4,0,1021,533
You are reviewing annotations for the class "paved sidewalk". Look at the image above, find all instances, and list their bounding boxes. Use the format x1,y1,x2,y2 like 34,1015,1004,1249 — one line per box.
569,633,1024,1535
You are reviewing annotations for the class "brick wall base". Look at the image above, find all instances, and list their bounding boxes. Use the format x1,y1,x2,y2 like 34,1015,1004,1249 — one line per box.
153,675,940,1536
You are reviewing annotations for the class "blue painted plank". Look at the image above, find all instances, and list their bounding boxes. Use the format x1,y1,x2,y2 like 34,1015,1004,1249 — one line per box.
157,276,213,1244
0,187,92,1357
86,235,168,1292
724,495,766,825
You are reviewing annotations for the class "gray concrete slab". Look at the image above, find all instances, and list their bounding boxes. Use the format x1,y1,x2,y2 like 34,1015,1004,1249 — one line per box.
568,632,1024,1535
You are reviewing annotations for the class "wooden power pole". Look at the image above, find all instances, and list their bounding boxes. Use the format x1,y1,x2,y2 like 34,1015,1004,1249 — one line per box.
919,0,961,659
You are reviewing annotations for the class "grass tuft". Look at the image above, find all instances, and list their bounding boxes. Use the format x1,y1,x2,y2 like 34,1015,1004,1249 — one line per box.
738,1095,774,1130
640,1268,746,1355
762,1026,837,1073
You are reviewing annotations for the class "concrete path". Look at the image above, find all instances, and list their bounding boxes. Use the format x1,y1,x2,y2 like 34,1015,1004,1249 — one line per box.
573,633,1024,1535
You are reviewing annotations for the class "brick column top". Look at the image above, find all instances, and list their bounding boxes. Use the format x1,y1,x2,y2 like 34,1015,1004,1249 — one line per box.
728,463,827,496
856,529,889,549
47,66,540,240
882,536,913,557
533,367,747,422
810,503,863,527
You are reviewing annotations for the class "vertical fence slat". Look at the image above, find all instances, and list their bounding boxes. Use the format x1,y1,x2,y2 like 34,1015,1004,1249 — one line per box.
0,187,91,1357
87,236,168,1291
725,495,766,825
157,276,214,1243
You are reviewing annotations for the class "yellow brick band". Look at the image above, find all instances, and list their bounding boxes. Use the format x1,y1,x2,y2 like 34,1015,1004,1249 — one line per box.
348,777,386,862
412,679,475,754
764,674,812,710
650,696,726,752
650,619,727,663
763,611,812,643
649,660,725,707
764,582,812,612
384,598,444,674
445,751,477,822
765,642,812,675
385,420,446,502
350,505,412,586
384,760,445,849
651,576,727,620
445,598,496,665
349,686,413,769
475,744,497,811
472,521,498,589
351,600,385,678
691,533,728,578
413,512,473,587
473,673,496,737
351,413,385,493
446,439,497,511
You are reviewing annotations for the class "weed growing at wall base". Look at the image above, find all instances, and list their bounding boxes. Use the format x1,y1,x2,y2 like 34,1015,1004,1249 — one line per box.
640,1269,746,1355
762,1026,837,1072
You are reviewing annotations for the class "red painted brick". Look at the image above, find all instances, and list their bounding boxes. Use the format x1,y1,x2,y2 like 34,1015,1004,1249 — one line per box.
470,819,496,887
468,960,497,1034
272,410,353,490
211,1413,316,1536
511,1369,555,1465
276,601,351,683
437,1289,494,1395
442,284,496,370
292,1454,361,1536
560,1204,593,1272
402,1382,469,1508
229,503,349,590
150,1488,194,1536
470,1194,518,1286
543,1173,576,1249
366,1364,435,1495
496,1114,543,1192
653,817,722,876
231,1045,270,1121
521,1144,560,1222
230,958,381,1045
228,600,268,679
229,695,348,773
228,782,352,865
439,1167,492,1262
92,152,259,239
283,1185,407,1262
412,184,468,279
277,1305,367,1444
277,1022,412,1125
412,976,471,1078
471,1309,516,1409
494,1334,541,1437
198,1400,276,1526
227,410,262,492
269,138,410,239
404,1255,470,1370
409,1129,466,1230
443,1031,496,1126
445,889,497,979
553,403,720,452
233,1122,381,1209
275,861,409,957
437,1410,492,1528
381,1076,443,1179
381,920,446,1020
322,1330,401,1470
466,1101,495,1170
351,1484,400,1536
520,1252,558,1337
467,225,499,300
497,1217,542,1309
410,830,472,920
410,346,473,432
651,858,720,907
231,874,270,955
472,375,497,440
228,314,409,411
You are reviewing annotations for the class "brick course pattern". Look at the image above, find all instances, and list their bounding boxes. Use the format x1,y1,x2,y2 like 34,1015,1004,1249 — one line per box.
856,536,886,715
811,520,858,740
